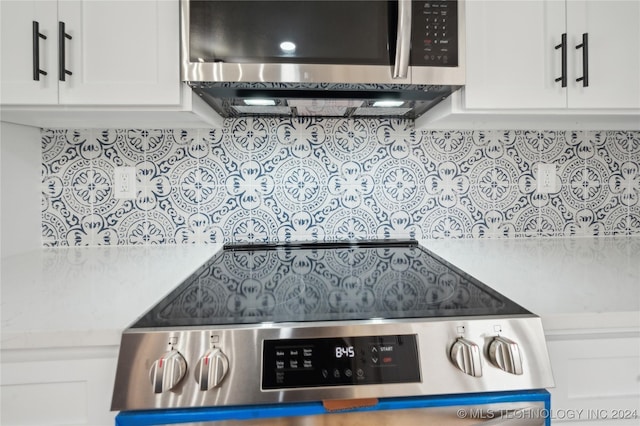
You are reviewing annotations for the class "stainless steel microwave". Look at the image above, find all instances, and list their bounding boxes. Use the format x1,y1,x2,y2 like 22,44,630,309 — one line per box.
181,0,465,118
182,0,464,85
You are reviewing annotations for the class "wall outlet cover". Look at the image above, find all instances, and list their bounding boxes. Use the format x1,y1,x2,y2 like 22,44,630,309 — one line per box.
114,167,137,199
537,163,557,194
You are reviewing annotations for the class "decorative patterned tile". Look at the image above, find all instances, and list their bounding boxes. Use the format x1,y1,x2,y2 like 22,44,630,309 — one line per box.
621,161,639,208
42,211,68,247
371,119,417,160
424,161,470,210
565,130,606,161
473,130,518,161
42,129,71,166
40,125,640,246
511,206,538,238
325,118,375,162
225,117,277,162
526,130,567,163
604,205,635,236
271,157,330,214
326,162,374,210
42,154,96,246
276,210,327,243
42,130,86,188
225,160,275,212
370,158,428,218
606,130,638,162
66,213,119,246
245,208,280,243
422,207,474,239
115,209,148,245
470,209,517,239
110,130,152,163
92,129,135,168
175,212,225,244
420,130,471,163
563,207,607,237
279,117,329,159
561,157,612,213
375,210,424,240
146,209,180,244
327,207,378,241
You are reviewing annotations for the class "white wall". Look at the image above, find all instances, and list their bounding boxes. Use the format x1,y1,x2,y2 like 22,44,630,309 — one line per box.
0,122,42,257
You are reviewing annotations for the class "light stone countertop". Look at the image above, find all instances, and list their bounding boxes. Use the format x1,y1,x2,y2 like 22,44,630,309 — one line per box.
1,244,221,350
420,237,640,335
1,237,638,351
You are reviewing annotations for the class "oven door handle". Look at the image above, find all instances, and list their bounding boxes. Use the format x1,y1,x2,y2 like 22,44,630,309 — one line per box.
393,0,412,79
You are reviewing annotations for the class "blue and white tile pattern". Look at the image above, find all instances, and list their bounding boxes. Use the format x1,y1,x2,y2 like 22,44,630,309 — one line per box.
41,120,640,246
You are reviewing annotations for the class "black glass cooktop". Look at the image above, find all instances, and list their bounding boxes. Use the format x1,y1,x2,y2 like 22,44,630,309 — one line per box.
131,241,530,328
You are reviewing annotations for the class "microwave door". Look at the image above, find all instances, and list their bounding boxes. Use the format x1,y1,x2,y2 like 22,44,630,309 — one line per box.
183,0,411,84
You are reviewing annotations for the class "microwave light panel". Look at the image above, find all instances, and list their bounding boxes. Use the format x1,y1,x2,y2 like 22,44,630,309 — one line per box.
232,105,292,115
372,100,405,108
353,107,412,116
295,106,349,117
243,99,277,106
279,41,296,52
288,99,363,108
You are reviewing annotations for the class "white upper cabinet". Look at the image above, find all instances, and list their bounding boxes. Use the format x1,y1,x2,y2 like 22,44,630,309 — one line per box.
465,0,567,109
0,1,59,104
464,0,640,110
0,0,180,106
566,0,640,109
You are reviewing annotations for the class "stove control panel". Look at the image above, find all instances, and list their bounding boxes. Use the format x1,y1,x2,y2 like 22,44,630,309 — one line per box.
262,335,420,389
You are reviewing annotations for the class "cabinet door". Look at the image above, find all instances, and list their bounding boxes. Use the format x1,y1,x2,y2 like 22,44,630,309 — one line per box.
567,0,640,109
546,335,640,424
0,1,58,105
57,0,180,105
1,349,118,426
464,0,567,109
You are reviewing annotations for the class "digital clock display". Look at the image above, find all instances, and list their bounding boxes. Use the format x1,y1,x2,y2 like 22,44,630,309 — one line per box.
335,346,355,358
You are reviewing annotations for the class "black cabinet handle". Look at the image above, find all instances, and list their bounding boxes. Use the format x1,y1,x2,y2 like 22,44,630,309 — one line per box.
58,21,72,81
576,33,589,87
554,33,567,87
32,21,47,80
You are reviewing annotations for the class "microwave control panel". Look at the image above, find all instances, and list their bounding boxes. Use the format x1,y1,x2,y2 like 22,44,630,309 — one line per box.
262,335,420,389
413,0,459,67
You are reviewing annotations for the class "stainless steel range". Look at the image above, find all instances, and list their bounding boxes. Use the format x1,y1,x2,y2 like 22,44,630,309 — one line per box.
111,240,554,413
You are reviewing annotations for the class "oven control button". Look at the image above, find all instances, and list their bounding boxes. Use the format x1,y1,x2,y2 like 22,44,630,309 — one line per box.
450,338,482,377
195,348,230,391
149,350,187,393
488,336,523,375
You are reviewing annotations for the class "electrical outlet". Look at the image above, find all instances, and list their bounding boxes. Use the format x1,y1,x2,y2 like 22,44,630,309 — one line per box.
537,163,556,194
114,167,136,199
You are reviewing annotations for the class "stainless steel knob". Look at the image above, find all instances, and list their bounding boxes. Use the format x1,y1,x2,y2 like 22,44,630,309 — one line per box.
149,350,187,393
489,336,523,375
450,337,482,377
195,348,230,391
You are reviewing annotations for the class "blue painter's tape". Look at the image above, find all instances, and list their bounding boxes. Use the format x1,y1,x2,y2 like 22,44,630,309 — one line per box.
115,389,551,426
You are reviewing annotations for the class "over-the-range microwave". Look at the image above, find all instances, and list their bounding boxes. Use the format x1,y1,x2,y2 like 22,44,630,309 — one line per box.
181,0,465,119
